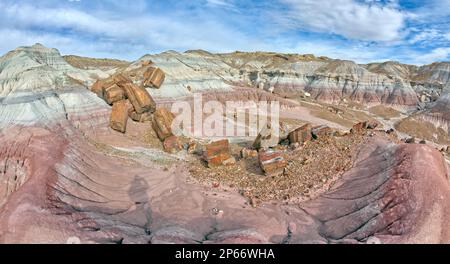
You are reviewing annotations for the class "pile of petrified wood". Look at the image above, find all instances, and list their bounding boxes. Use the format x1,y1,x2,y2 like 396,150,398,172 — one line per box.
90,64,166,133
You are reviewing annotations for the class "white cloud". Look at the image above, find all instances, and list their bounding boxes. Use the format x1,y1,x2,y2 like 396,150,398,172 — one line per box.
409,29,442,44
413,47,450,64
276,0,408,42
206,0,234,7
0,1,266,59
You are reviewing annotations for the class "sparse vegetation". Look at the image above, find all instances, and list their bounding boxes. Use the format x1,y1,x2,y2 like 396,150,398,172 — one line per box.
395,117,450,145
64,55,130,70
369,105,402,120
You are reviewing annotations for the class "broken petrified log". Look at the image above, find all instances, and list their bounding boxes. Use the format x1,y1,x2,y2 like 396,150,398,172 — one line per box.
152,108,175,141
129,111,152,123
241,148,258,159
366,120,380,129
187,141,202,155
259,149,287,176
91,78,115,98
141,60,153,66
104,84,125,105
253,122,288,150
351,121,368,134
120,82,156,114
91,80,105,97
163,135,183,154
351,120,380,134
110,100,132,133
203,139,236,168
312,125,332,139
143,67,166,89
288,123,312,145
405,137,416,144
91,74,130,99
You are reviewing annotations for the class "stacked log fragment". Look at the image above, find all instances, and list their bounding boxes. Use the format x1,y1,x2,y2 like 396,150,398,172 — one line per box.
90,64,165,133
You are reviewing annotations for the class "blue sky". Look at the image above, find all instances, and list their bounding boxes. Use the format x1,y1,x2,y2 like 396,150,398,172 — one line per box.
0,0,449,65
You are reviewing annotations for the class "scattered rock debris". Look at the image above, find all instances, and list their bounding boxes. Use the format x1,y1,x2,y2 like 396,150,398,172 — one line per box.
189,121,378,205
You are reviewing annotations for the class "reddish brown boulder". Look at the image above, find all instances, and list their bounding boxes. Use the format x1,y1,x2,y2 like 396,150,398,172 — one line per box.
142,60,153,66
110,100,131,133
152,108,175,141
129,111,152,123
203,139,236,168
121,82,156,114
143,67,166,88
405,137,415,144
446,146,450,154
253,122,288,150
289,123,312,145
366,120,380,129
312,125,332,138
259,149,287,176
241,148,258,159
187,141,202,155
163,136,183,154
104,84,125,105
91,80,105,97
351,121,368,134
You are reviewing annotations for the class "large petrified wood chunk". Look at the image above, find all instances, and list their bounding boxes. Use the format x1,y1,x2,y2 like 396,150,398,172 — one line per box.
253,122,288,150
120,82,156,114
258,149,287,176
163,135,183,154
104,84,125,105
129,111,152,123
203,139,236,168
143,67,166,88
288,123,312,145
152,108,175,141
110,100,132,133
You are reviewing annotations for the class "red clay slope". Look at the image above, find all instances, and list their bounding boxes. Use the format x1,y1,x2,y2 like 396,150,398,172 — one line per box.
1,125,449,243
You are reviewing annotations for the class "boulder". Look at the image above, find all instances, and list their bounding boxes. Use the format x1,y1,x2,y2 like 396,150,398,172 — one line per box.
259,149,287,176
163,136,183,154
288,123,312,145
366,120,380,129
241,148,258,159
120,82,156,114
203,139,236,168
446,146,450,155
312,125,332,139
142,60,153,66
143,67,166,89
104,84,125,105
405,137,415,144
129,111,152,123
152,108,175,141
386,128,395,134
253,122,288,150
187,141,202,155
110,100,132,133
351,121,368,134
91,80,105,98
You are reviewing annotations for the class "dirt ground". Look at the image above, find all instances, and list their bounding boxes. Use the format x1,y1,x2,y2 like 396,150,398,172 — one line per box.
395,117,450,145
188,131,386,206
369,105,402,120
